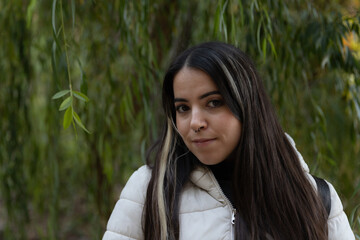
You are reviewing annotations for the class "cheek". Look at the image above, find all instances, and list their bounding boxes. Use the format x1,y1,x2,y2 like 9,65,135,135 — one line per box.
221,115,242,144
176,117,187,139
230,122,242,145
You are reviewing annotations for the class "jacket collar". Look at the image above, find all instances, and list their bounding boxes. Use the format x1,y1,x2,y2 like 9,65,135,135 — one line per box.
189,166,227,205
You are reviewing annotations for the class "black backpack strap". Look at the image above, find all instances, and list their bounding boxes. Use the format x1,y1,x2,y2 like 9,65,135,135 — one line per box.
312,175,331,217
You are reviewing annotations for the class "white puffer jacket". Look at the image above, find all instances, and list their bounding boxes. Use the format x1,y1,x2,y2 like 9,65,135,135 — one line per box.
103,138,355,240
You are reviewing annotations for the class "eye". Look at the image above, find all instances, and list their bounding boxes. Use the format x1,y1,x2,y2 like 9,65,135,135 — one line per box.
175,105,190,113
208,99,224,108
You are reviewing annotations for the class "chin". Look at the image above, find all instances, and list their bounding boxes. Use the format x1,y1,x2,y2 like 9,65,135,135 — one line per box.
197,158,223,166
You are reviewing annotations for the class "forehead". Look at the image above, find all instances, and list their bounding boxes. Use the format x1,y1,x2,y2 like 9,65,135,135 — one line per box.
173,67,218,97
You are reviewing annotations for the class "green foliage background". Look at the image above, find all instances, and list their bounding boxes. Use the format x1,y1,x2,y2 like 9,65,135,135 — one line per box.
0,0,359,239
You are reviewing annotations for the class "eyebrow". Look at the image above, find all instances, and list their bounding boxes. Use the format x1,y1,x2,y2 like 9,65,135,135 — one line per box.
174,90,220,102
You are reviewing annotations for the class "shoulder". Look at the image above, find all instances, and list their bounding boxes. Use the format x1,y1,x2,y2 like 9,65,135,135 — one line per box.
325,180,355,239
103,165,152,240
306,174,355,239
286,134,354,239
119,165,152,202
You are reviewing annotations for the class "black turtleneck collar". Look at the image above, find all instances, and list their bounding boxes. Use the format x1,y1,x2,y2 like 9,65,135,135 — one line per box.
208,159,235,205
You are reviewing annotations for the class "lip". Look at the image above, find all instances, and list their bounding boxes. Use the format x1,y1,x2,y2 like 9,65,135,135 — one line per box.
192,138,216,146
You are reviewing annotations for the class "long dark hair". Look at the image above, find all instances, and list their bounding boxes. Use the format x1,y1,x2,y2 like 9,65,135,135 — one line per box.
143,42,328,239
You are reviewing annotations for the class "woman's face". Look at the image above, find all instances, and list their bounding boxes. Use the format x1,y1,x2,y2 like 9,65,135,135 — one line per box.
173,67,242,165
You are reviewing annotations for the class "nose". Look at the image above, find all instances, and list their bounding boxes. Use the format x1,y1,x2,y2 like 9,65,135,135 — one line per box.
190,108,207,132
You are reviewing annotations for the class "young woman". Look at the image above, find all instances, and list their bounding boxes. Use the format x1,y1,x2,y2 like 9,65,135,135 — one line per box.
103,42,354,239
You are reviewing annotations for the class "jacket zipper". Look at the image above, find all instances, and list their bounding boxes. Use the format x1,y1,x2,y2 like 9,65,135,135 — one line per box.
208,170,236,239
231,208,236,225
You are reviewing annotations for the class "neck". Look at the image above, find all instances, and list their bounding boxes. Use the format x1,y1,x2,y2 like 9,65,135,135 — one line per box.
208,158,234,181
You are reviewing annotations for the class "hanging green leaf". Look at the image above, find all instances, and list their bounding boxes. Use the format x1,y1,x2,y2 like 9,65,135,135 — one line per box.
267,36,277,58
59,96,72,111
351,180,360,199
52,0,57,34
73,111,90,133
73,91,89,102
63,106,73,129
71,0,75,29
52,90,70,99
213,2,221,36
349,203,360,227
77,59,88,95
26,0,37,29
257,17,263,54
262,38,267,60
